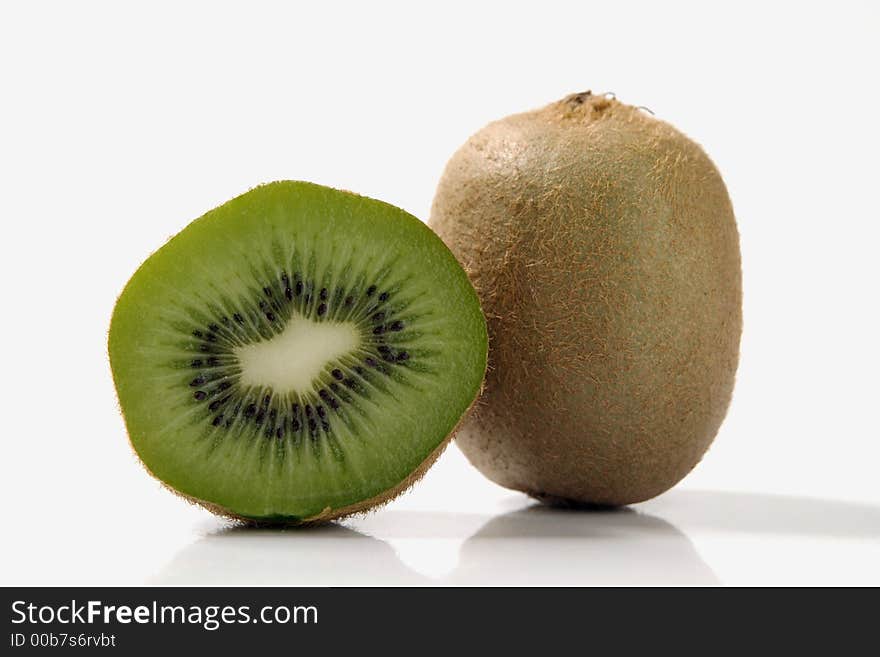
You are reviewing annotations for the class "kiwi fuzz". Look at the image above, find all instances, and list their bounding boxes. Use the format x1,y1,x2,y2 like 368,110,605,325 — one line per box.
430,92,742,507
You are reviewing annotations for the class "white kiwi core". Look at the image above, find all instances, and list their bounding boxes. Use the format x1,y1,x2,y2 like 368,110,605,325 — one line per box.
234,316,361,394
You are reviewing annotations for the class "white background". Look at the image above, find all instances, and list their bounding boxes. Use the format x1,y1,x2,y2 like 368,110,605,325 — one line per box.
1,1,878,586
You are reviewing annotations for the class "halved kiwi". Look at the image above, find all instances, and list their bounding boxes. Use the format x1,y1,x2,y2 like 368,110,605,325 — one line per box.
109,181,487,523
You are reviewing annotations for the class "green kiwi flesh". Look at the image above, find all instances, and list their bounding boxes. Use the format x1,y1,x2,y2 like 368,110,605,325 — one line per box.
109,181,487,523
430,92,742,506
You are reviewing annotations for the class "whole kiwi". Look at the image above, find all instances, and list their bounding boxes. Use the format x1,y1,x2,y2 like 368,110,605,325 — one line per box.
430,91,742,506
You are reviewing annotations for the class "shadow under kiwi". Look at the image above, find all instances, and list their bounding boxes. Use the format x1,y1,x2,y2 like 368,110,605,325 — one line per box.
150,522,428,586
639,489,880,538
445,504,720,586
152,489,877,586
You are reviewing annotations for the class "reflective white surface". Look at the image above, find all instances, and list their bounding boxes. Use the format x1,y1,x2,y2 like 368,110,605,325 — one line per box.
5,443,877,586
155,504,720,587
148,487,880,587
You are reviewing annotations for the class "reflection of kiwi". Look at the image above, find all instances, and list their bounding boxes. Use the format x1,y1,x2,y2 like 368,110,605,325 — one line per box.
153,524,426,585
431,92,742,506
109,181,487,523
450,505,718,586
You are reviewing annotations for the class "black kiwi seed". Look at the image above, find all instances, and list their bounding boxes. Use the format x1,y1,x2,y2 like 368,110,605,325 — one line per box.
379,292,389,302
366,285,377,296
396,351,410,361
372,312,385,322
331,369,344,380
276,427,284,439
194,391,207,401
244,404,256,417
265,311,276,321
389,320,404,331
212,415,224,426
378,345,390,353
373,325,386,335
319,389,330,401
291,418,301,431
193,330,204,338
233,313,244,324
206,356,219,366
330,382,340,392
305,405,313,416
190,359,203,368
317,406,326,419
365,357,378,368
317,303,327,316
285,287,293,301
344,296,354,306
263,287,273,297
218,381,231,391
329,398,340,410
295,281,303,296
320,288,328,301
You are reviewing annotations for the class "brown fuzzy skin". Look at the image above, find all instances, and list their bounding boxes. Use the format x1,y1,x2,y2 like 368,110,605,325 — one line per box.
430,92,742,506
